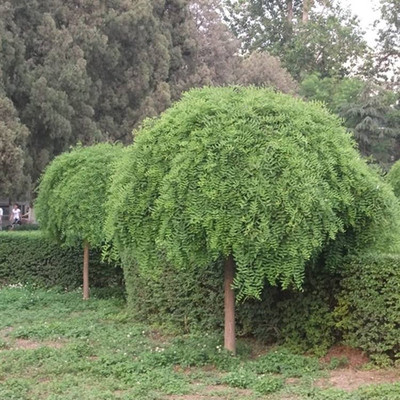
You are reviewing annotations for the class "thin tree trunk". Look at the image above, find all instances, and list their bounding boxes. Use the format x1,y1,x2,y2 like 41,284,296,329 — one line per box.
302,0,314,23
83,240,89,300
287,0,293,23
224,255,236,354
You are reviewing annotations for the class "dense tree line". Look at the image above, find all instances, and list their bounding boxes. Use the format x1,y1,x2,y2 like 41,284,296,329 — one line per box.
0,0,399,198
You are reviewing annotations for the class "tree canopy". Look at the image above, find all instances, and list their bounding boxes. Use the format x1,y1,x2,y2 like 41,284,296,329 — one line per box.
35,143,122,247
105,86,400,300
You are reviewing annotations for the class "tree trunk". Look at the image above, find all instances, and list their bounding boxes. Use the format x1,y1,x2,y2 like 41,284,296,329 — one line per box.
224,255,236,354
83,240,89,300
302,0,314,23
287,0,293,23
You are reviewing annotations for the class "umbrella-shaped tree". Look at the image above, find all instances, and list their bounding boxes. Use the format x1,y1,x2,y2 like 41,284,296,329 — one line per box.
105,87,400,353
36,143,122,299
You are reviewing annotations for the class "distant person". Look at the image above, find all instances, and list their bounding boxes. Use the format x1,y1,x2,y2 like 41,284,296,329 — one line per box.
10,204,21,229
22,205,35,223
0,207,3,231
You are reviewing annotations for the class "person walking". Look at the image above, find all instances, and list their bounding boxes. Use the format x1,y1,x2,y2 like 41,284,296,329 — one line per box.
10,204,21,229
0,206,3,231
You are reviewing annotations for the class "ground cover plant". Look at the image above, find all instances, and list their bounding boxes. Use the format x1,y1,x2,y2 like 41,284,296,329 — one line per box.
105,86,400,353
1,286,400,400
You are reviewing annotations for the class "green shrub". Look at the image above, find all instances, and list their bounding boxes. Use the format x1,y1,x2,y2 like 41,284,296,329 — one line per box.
223,368,255,389
238,270,339,356
8,224,40,231
0,231,123,289
124,254,337,354
335,254,400,364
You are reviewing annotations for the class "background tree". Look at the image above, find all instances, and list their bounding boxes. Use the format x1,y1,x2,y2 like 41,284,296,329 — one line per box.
35,143,122,299
0,83,30,198
0,0,196,184
236,52,297,94
186,0,298,93
374,0,400,90
105,87,400,353
300,74,400,167
224,0,366,79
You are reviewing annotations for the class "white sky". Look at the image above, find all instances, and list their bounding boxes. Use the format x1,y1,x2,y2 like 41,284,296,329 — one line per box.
340,0,381,45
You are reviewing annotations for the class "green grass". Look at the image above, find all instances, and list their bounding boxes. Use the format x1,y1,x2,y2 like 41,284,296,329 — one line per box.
0,286,399,399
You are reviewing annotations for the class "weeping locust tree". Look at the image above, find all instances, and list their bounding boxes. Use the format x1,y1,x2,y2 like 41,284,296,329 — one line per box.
35,143,122,299
105,87,400,353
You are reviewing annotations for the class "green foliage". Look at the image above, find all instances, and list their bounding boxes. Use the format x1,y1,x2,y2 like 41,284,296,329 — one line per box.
106,86,400,301
36,143,122,247
223,367,284,394
120,254,224,332
121,252,337,355
10,224,40,231
334,254,400,364
0,231,123,289
249,349,320,377
386,159,400,197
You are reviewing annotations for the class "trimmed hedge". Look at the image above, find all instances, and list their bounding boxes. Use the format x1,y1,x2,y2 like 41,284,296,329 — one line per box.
122,253,337,355
124,252,400,361
335,254,400,366
0,231,123,289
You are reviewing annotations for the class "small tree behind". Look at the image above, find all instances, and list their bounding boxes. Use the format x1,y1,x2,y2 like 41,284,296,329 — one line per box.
106,87,400,352
36,143,122,299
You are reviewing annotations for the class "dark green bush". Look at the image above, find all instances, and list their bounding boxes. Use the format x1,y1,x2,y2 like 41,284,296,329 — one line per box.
0,231,123,289
123,254,337,354
335,254,400,365
8,224,40,231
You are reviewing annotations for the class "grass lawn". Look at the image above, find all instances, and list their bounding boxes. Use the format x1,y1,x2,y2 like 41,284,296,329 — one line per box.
0,286,399,400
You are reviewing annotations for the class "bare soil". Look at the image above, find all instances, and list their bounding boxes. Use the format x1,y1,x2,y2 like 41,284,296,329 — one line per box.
318,345,400,391
321,345,369,369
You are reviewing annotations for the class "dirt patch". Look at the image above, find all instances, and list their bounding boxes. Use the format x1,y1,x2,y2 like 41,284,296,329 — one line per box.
321,345,369,369
167,397,220,400
12,338,64,350
317,369,400,391
286,377,301,385
0,326,14,337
